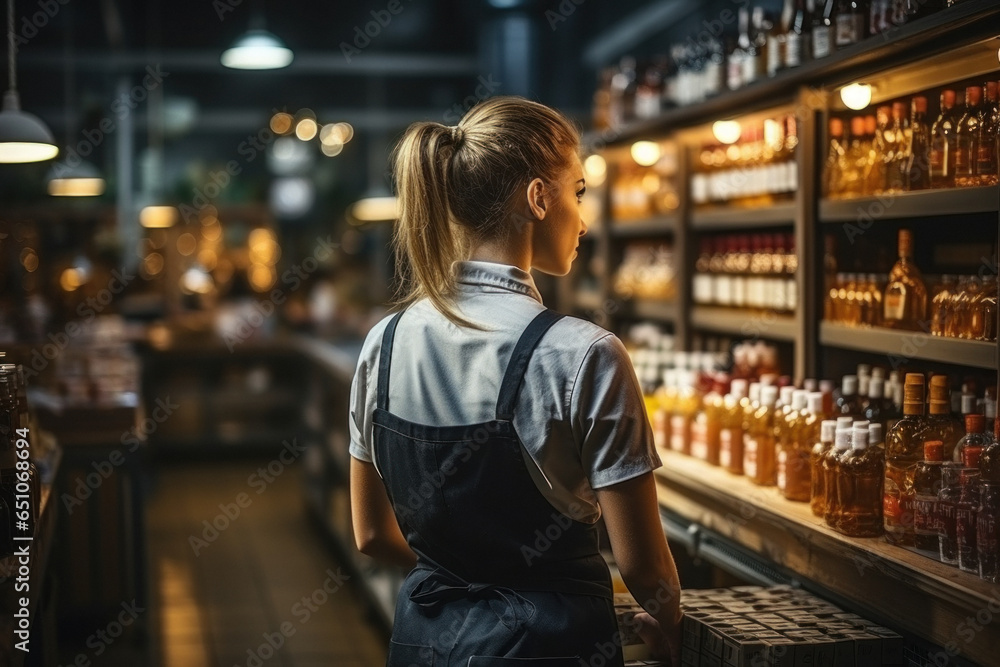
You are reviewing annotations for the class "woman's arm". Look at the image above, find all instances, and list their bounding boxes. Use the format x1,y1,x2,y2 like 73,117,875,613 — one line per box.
596,471,682,665
350,457,418,569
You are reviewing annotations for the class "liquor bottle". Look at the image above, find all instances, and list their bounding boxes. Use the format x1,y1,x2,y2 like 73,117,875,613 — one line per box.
884,373,926,546
869,421,884,449
824,117,847,197
930,274,957,336
913,440,946,555
863,376,890,426
811,419,838,517
728,9,751,91
907,96,931,190
841,116,869,198
836,374,863,418
978,81,999,186
779,390,813,501
954,414,990,466
785,0,812,69
868,107,891,195
609,56,639,129
633,63,664,120
745,384,779,485
956,467,982,574
938,463,964,565
767,0,794,77
720,379,748,474
868,0,889,35
838,421,884,537
884,101,911,193
824,424,854,530
670,371,699,455
812,0,836,59
882,228,928,330
954,86,984,188
693,375,727,465
930,89,959,189
978,482,1000,582
834,0,866,48
914,374,963,462
971,276,997,342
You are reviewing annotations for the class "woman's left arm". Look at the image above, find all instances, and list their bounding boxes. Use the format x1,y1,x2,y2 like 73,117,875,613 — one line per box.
350,457,418,569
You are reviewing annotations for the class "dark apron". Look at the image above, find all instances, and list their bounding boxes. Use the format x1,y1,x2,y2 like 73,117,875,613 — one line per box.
372,309,623,666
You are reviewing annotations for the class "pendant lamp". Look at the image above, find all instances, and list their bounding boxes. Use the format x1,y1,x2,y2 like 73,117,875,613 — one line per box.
221,8,293,71
0,0,58,163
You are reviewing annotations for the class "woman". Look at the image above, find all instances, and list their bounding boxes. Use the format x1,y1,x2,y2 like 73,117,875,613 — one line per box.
349,96,683,666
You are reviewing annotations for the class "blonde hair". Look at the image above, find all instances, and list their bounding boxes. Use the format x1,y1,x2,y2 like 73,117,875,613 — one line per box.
391,96,580,326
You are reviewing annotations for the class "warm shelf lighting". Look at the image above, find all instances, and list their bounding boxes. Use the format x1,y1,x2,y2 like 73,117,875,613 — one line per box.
350,196,399,224
630,141,661,167
712,120,742,145
140,205,178,228
47,159,106,196
841,83,873,111
583,154,607,187
295,117,317,141
221,29,293,70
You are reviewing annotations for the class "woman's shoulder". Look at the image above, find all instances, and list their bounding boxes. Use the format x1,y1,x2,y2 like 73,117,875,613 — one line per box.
542,312,628,364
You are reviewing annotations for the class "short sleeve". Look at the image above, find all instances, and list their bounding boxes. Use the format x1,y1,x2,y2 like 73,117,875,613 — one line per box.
348,316,392,463
571,334,661,489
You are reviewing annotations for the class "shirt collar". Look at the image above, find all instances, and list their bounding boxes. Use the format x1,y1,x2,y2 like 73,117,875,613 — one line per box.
455,261,543,303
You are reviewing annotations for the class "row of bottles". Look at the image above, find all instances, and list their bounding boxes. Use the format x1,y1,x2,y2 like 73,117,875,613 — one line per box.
825,270,998,341
610,164,680,221
824,80,1000,199
595,0,954,128
690,115,798,206
692,233,798,313
0,362,42,565
613,242,677,301
813,418,885,538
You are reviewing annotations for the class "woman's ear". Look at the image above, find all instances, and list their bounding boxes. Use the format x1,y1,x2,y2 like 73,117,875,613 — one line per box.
525,177,547,220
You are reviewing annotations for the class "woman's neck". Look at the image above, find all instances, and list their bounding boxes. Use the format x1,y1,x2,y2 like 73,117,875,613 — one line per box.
468,234,532,272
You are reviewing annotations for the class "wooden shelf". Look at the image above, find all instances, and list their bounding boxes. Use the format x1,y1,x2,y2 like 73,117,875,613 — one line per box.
819,186,1000,222
603,0,1000,142
820,321,997,369
653,449,996,666
690,306,797,341
690,202,796,229
608,215,679,237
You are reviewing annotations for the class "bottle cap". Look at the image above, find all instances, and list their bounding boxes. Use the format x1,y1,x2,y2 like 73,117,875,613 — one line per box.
868,422,883,446
829,117,844,136
941,89,956,108
872,367,885,380
819,379,835,394
924,440,944,461
731,378,748,399
912,96,927,114
808,392,825,415
961,394,978,415
962,446,984,469
842,374,858,396
780,386,795,407
966,86,982,106
821,420,837,443
869,377,885,399
852,423,870,450
792,390,808,411
837,416,854,429
762,385,779,407
851,116,865,137
835,427,852,450
986,399,996,420
857,364,871,379
903,373,926,406
749,382,761,402
804,379,818,392
966,413,985,434
898,228,913,259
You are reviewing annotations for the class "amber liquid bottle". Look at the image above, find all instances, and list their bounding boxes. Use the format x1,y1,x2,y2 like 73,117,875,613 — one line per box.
907,96,931,190
745,385,779,486
930,89,958,189
838,421,884,537
811,419,838,517
954,85,983,188
954,414,990,466
918,374,963,461
824,424,854,530
884,373,926,546
882,228,928,330
913,440,946,555
720,379,749,475
782,391,825,502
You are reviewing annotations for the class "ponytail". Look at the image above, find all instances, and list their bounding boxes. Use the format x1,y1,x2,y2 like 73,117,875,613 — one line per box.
391,96,580,327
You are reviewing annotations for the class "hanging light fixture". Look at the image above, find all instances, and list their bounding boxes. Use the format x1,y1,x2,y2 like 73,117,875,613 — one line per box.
0,0,58,163
221,9,293,71
48,6,105,196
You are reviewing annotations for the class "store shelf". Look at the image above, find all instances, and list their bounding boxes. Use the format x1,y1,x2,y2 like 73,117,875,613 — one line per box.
819,186,1000,222
653,449,996,666
627,299,679,324
608,215,679,237
690,306,797,342
690,202,796,230
604,0,1000,142
820,321,997,369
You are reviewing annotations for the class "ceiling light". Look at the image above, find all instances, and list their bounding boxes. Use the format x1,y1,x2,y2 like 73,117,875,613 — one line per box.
47,159,106,196
140,205,178,228
840,83,873,111
630,141,661,167
221,29,294,70
583,154,607,187
295,117,317,141
712,120,742,145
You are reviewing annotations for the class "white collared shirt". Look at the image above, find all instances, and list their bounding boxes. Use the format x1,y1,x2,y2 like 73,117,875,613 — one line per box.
349,260,660,523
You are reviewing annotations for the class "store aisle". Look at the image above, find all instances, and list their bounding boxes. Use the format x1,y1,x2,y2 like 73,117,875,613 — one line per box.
147,458,388,667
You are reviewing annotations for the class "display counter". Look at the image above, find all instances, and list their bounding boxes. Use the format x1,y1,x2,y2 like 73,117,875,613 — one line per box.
654,449,996,666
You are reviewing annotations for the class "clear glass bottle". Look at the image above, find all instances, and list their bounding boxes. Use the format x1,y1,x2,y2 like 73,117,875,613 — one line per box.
916,374,963,462
836,374,863,418
884,101,911,193
812,0,836,59
956,468,982,575
882,228,928,330
954,85,983,188
868,106,891,195
913,440,945,555
834,0,866,47
938,463,964,565
907,95,931,190
954,414,990,465
977,80,999,186
884,373,926,546
977,482,1000,582
837,421,884,537
811,419,838,517
930,274,957,336
930,89,959,189
972,276,997,342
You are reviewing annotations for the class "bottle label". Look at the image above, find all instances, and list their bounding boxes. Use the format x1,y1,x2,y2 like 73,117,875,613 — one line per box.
835,15,864,46
977,513,997,563
883,292,905,322
766,36,783,76
913,494,940,534
954,144,972,174
691,418,708,460
744,436,758,479
812,27,832,59
956,503,978,566
670,415,689,452
884,492,914,526
785,33,803,68
977,145,996,173
940,501,957,542
776,449,787,491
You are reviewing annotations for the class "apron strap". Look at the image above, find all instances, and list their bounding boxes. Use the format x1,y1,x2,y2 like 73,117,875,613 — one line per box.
495,309,565,422
376,310,406,412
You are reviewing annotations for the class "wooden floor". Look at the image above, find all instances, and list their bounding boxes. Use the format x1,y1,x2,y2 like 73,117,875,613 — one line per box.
145,458,388,667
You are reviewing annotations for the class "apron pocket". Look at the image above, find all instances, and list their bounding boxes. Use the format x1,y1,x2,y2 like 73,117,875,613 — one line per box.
467,658,579,666
387,640,435,666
